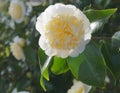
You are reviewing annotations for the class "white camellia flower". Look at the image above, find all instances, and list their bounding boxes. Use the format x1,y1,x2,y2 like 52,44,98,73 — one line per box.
67,79,92,93
11,88,29,93
36,3,91,58
8,0,26,23
10,36,25,61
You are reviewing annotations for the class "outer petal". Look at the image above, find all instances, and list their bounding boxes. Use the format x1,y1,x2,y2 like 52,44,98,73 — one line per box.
55,49,70,58
39,36,56,56
39,36,48,51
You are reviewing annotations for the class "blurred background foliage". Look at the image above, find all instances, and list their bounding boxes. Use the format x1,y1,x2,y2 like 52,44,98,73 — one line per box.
0,0,120,93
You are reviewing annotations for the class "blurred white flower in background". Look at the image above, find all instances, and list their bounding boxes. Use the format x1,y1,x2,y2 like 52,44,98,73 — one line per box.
67,79,92,93
10,36,25,61
8,0,26,23
36,3,91,58
11,88,29,93
13,36,26,47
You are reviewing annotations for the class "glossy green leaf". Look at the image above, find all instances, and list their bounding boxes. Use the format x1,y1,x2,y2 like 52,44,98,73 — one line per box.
42,67,49,81
68,42,106,87
51,57,69,75
40,76,54,92
84,8,117,33
102,41,120,79
38,48,48,66
40,76,46,91
38,50,52,90
112,49,120,79
90,18,107,33
67,54,85,79
84,8,117,22
38,48,50,80
41,57,52,81
112,31,120,48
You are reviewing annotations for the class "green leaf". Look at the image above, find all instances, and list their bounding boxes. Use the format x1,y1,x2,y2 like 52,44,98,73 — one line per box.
38,48,48,66
41,56,52,81
38,48,50,81
84,8,117,33
39,57,52,91
42,67,49,81
102,41,120,79
38,49,52,91
112,31,120,48
90,18,107,33
68,42,106,87
84,8,117,22
40,76,46,91
112,49,120,79
51,57,69,75
67,54,85,79
24,47,37,66
40,76,54,92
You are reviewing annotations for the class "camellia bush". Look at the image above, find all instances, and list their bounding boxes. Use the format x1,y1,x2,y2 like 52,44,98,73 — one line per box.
0,0,120,93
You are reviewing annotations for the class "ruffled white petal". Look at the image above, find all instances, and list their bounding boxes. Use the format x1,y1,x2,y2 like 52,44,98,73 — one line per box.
55,49,70,58
39,36,48,50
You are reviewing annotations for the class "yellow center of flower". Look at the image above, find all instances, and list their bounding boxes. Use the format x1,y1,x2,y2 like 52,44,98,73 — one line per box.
77,86,87,93
45,15,84,50
78,88,83,93
9,3,23,20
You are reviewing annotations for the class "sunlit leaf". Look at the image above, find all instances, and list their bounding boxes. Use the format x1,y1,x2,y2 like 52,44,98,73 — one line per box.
51,57,69,75
40,76,46,91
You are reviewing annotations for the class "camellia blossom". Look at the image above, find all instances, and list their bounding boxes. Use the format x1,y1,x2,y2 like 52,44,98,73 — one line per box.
11,88,29,93
67,79,91,93
10,36,25,61
8,0,26,23
36,3,91,58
